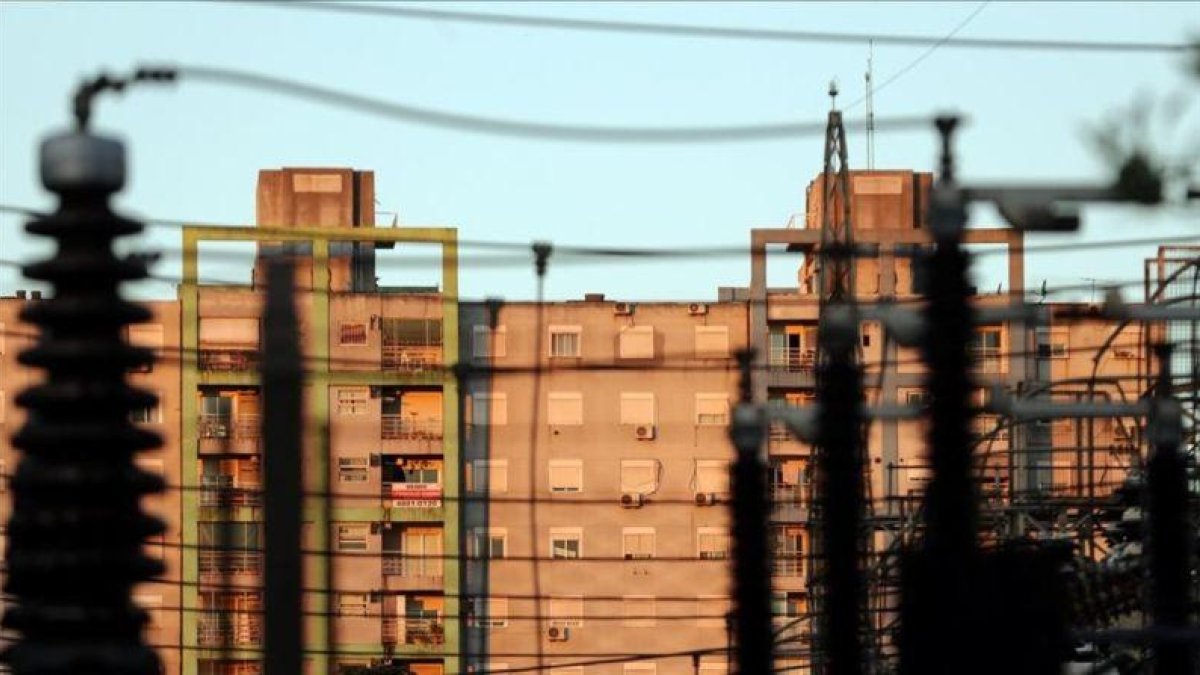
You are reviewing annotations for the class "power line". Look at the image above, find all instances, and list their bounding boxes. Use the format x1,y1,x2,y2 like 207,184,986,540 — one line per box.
232,1,1191,54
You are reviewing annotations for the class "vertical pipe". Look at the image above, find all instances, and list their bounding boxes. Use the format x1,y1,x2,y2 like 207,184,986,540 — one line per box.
262,260,303,675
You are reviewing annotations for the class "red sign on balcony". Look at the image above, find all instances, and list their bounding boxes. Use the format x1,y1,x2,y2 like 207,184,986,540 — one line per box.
389,483,442,508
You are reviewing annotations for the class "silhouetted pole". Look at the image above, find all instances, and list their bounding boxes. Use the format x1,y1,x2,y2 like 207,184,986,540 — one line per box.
1145,344,1195,675
729,349,773,675
817,303,866,675
262,260,303,675
2,127,164,673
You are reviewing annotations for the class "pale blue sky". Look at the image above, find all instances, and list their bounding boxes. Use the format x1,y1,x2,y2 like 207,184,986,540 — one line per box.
1,1,1196,302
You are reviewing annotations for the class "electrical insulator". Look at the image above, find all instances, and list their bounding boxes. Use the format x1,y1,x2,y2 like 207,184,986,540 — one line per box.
1,130,165,674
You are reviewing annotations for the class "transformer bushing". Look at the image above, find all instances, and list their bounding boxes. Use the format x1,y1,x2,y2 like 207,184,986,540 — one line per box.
1,130,165,674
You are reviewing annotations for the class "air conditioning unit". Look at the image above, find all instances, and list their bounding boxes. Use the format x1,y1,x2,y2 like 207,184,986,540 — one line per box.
695,492,718,507
1113,348,1138,360
547,626,570,642
614,302,635,316
688,303,708,316
621,493,645,508
635,424,656,441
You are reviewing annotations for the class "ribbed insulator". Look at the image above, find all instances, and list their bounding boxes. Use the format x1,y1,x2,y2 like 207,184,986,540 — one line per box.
1,131,165,675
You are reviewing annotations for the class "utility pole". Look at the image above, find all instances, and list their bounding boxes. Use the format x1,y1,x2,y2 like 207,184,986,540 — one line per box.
2,116,164,672
729,349,773,675
262,260,303,675
811,83,867,675
1145,344,1195,675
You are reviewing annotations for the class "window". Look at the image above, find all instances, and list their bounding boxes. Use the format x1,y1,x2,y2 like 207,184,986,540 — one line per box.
336,524,369,551
470,459,509,493
1037,327,1069,359
622,527,655,560
695,460,729,495
549,326,582,358
970,327,1002,371
549,459,583,493
547,392,584,426
619,325,655,359
772,527,805,577
695,394,730,426
550,527,583,559
339,322,368,346
470,393,508,426
338,456,369,483
471,528,507,559
902,389,932,407
337,388,368,416
130,398,162,424
549,596,584,628
472,597,509,628
623,596,655,627
620,460,658,495
696,596,727,628
697,527,730,560
695,325,730,358
619,393,655,426
337,593,369,617
472,325,507,359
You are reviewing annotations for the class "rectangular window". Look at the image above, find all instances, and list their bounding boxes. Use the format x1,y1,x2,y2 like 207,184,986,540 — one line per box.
470,393,508,426
338,456,369,483
694,325,730,358
130,398,162,424
619,393,656,426
550,527,583,559
970,327,1003,372
695,460,729,494
618,325,655,359
549,326,582,358
472,325,508,359
622,527,655,560
547,392,584,426
1036,327,1069,359
549,596,584,628
696,596,727,628
472,597,509,628
337,388,369,416
471,528,507,559
548,459,583,493
697,527,730,560
339,322,368,346
695,394,730,426
623,596,655,627
337,593,369,617
336,524,369,551
620,460,658,495
470,459,509,493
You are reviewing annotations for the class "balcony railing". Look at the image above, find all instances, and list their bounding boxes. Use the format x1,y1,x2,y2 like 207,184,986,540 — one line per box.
381,415,443,441
200,485,262,507
971,349,1001,373
199,415,261,440
382,343,442,373
199,348,260,372
199,551,263,575
773,555,804,578
197,614,262,647
768,347,816,373
381,554,444,579
382,617,445,646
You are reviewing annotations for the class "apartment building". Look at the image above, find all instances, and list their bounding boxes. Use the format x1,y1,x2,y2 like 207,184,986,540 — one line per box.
180,167,461,675
0,294,184,675
460,298,748,675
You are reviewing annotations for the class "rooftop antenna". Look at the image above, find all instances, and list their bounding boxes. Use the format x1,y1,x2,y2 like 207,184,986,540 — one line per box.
828,79,839,111
865,41,876,170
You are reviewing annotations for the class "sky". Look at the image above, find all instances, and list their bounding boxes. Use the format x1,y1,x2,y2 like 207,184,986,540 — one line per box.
0,1,1197,303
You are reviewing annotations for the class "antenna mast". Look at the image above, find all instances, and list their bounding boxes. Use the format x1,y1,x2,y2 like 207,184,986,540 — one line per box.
865,41,876,170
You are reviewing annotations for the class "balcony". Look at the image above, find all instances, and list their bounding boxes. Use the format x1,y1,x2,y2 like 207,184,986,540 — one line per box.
382,555,444,591
199,551,263,578
199,415,261,454
197,614,261,647
384,483,443,510
381,415,443,441
382,343,442,374
768,426,812,456
773,555,804,578
200,485,262,508
199,348,260,373
771,486,808,522
382,617,445,646
767,347,817,388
